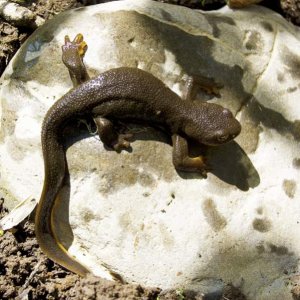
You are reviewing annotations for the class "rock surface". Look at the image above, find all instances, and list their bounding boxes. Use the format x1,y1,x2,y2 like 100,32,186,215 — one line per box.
1,0,300,298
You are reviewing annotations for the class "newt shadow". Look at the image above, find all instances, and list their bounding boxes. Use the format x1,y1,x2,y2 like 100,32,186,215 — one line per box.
123,123,260,191
177,140,260,192
65,118,259,191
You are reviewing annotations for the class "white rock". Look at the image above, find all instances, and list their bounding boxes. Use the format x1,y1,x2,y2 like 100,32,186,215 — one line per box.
0,196,37,231
1,0,300,298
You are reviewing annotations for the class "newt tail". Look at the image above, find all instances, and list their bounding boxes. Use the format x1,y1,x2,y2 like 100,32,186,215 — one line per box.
35,131,90,275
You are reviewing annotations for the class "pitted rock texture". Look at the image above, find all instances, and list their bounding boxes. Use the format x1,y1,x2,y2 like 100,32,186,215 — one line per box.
1,0,300,299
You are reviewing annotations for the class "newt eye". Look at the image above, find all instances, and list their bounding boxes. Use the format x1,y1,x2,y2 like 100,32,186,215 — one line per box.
222,108,232,117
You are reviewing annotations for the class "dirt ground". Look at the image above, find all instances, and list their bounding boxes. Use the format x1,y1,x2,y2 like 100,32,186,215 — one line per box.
0,0,300,299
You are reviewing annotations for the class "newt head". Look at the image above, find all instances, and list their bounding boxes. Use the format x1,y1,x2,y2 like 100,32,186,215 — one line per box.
184,102,241,146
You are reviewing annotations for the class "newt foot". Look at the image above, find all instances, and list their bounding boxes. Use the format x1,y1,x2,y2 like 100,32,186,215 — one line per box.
201,82,223,97
175,155,210,177
62,33,88,69
184,75,223,100
188,156,210,177
112,133,133,152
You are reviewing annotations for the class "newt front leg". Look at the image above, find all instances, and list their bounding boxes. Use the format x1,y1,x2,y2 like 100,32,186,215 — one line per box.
171,74,222,175
172,134,208,177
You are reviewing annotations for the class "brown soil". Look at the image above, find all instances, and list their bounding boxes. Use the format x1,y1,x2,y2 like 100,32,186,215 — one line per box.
0,0,299,299
0,199,159,300
0,199,246,300
280,0,300,24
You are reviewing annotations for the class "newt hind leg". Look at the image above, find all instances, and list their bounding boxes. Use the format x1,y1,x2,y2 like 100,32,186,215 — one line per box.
93,116,133,152
62,33,90,87
183,74,223,102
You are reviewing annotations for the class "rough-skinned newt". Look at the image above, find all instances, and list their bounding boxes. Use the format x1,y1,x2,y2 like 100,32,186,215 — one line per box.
35,34,241,276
